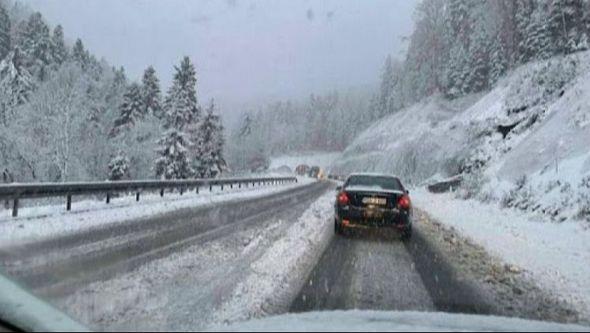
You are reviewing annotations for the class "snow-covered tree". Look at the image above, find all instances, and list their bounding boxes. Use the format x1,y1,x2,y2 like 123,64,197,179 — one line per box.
466,4,491,93
155,56,199,179
547,0,587,54
51,25,68,65
193,100,226,178
71,38,89,69
141,66,162,118
163,56,199,128
154,130,193,179
14,63,87,182
0,47,33,125
107,150,130,181
17,12,53,80
0,3,10,61
490,32,508,85
445,42,470,97
110,82,144,137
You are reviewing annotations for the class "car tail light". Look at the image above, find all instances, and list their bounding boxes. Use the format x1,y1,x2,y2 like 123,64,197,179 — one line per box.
338,191,350,205
398,194,411,210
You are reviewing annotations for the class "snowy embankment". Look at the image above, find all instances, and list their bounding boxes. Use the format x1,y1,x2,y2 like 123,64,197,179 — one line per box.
0,177,314,246
413,188,590,320
212,190,335,326
331,51,590,224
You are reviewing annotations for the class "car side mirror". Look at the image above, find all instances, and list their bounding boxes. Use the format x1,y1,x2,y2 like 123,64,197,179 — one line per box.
405,189,410,194
336,185,342,191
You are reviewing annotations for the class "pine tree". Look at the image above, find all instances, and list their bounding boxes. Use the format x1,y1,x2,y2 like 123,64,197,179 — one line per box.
445,43,470,98
547,0,586,55
515,0,535,63
0,47,33,125
164,56,199,128
466,4,491,93
154,130,193,179
110,82,144,137
107,150,130,181
490,33,508,85
51,25,68,65
0,3,10,61
72,38,89,69
524,6,553,61
141,66,162,118
155,57,198,179
377,55,394,118
448,0,472,45
193,100,226,178
17,12,53,80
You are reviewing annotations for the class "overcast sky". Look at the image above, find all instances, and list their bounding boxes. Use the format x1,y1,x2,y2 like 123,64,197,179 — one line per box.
24,0,417,114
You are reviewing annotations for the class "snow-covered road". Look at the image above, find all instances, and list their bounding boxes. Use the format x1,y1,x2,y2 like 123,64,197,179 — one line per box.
1,179,586,331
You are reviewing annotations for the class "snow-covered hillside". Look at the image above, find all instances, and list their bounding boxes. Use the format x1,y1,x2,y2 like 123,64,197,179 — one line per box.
330,51,590,223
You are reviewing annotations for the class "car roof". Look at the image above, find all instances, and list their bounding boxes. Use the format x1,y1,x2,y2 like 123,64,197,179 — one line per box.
347,172,400,179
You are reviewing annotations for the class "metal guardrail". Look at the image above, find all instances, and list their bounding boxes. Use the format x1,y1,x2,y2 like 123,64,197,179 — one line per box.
0,176,298,217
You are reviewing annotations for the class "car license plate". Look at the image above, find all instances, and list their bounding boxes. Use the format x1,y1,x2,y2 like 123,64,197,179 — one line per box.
362,197,386,205
364,209,383,218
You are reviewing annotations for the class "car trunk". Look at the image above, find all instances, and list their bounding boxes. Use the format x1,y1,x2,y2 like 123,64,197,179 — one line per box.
346,190,401,209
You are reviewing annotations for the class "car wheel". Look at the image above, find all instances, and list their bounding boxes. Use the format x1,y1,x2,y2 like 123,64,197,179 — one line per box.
335,219,344,235
401,225,412,241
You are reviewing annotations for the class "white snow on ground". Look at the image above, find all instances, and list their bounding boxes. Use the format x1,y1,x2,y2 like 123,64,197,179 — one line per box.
212,191,335,326
270,151,341,171
0,177,314,246
412,188,590,320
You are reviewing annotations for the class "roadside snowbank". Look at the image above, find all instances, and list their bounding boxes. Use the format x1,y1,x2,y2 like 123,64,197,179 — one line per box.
0,177,314,246
212,190,335,326
413,188,590,320
218,310,590,332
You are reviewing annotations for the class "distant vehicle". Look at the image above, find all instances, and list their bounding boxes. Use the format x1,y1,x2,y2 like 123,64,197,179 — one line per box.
334,173,412,240
308,166,321,178
276,165,292,174
295,164,310,176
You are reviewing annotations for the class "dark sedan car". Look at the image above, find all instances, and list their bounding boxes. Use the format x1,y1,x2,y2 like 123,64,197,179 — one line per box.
334,173,412,240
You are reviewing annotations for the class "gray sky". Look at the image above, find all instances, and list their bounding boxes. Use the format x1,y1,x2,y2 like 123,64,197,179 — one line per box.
25,0,417,114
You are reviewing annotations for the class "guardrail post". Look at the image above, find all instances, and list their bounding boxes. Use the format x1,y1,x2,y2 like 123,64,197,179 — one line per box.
239,182,241,189
160,189,164,197
106,193,110,204
180,187,184,195
230,183,233,189
136,192,140,201
221,184,224,191
209,184,212,192
12,198,18,217
66,195,72,211
196,186,199,194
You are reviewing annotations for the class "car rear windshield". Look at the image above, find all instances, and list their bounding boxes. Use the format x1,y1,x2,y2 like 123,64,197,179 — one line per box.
345,175,403,191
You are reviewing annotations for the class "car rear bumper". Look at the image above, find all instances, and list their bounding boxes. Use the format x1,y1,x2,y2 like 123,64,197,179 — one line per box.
336,205,411,227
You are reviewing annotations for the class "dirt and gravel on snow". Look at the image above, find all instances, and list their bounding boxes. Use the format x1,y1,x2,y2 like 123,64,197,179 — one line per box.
292,206,582,325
